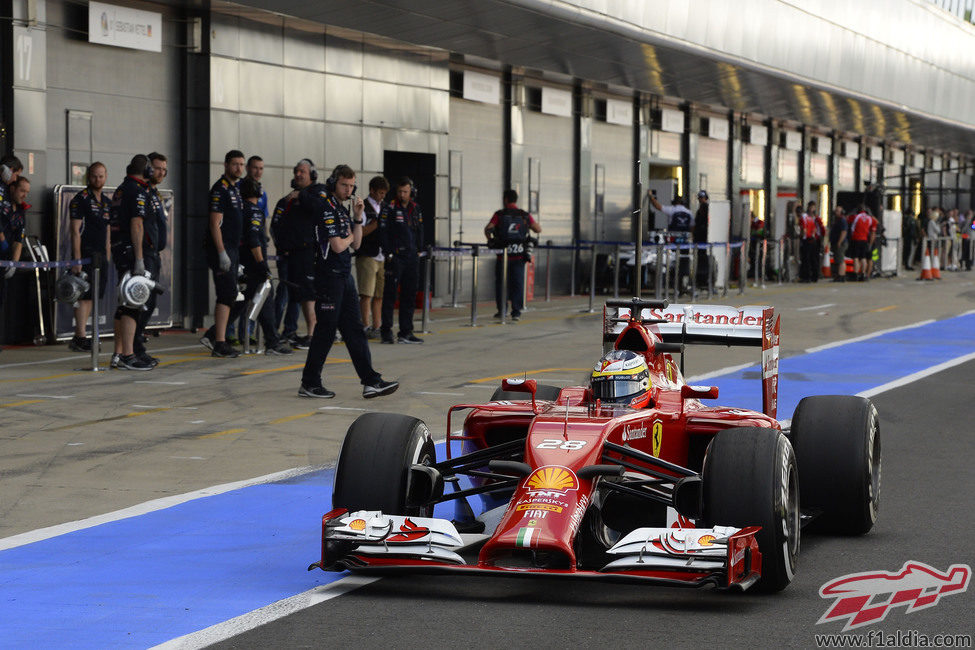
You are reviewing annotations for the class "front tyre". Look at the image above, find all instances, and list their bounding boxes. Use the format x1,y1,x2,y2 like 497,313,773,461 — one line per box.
702,427,800,593
790,395,881,535
332,412,435,517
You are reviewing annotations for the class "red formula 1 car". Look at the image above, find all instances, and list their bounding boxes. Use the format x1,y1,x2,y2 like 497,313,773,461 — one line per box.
310,298,881,592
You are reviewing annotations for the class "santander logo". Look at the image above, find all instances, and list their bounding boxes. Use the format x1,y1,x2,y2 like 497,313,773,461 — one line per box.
817,561,971,631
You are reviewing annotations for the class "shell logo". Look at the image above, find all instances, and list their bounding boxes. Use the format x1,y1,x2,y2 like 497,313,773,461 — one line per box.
348,519,366,531
526,466,578,492
698,534,715,546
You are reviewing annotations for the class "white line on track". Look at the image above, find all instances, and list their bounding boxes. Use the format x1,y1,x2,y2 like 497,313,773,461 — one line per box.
0,344,203,369
150,576,380,650
804,319,935,353
415,391,466,396
0,465,323,551
796,303,836,311
15,393,74,399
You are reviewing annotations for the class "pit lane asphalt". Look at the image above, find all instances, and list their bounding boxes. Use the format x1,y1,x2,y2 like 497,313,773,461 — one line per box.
1,274,974,647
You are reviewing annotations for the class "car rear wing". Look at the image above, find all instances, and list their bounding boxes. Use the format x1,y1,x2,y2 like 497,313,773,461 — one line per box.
603,298,780,419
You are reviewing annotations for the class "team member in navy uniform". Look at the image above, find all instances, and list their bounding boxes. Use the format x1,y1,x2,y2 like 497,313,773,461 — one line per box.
271,160,317,348
109,154,156,371
484,189,541,320
201,150,246,358
134,152,169,365
239,178,292,356
298,164,398,399
1,176,28,322
67,162,111,352
0,155,24,317
378,177,424,344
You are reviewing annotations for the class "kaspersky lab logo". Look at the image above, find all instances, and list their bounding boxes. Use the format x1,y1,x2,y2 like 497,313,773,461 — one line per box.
817,561,970,631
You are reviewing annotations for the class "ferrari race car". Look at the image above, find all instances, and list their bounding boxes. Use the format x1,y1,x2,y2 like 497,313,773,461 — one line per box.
309,298,881,593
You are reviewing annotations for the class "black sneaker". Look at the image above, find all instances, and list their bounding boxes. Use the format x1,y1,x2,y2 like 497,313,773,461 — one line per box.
363,378,399,398
212,341,240,358
380,331,396,344
137,352,160,367
265,340,294,355
110,353,121,369
397,333,423,344
298,384,336,398
511,312,521,321
292,335,312,350
199,332,215,351
117,353,154,371
493,312,502,319
68,336,92,352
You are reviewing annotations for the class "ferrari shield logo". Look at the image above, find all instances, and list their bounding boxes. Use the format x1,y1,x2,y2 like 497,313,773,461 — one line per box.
651,421,663,457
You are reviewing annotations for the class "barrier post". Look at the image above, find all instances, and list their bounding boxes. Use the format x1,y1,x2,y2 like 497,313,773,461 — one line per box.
739,240,747,295
707,243,715,298
545,241,552,302
570,242,577,296
613,243,620,298
723,243,730,297
690,242,698,302
586,244,597,313
421,245,432,333
84,255,104,372
468,244,480,327
450,248,461,308
655,241,664,300
500,246,508,324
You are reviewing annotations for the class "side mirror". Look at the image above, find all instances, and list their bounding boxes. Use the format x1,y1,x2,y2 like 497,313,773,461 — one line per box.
681,384,719,400
501,378,537,411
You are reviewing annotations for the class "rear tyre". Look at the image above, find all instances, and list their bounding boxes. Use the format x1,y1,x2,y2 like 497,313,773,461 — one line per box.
702,427,800,593
790,395,881,535
490,384,562,402
332,412,435,517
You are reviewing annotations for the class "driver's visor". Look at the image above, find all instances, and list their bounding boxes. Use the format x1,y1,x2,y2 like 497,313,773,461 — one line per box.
591,377,645,400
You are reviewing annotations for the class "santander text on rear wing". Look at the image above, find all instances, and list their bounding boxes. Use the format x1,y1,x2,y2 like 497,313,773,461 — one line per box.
603,298,780,419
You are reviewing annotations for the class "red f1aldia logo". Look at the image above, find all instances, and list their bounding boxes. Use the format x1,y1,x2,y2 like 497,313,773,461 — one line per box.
817,561,971,631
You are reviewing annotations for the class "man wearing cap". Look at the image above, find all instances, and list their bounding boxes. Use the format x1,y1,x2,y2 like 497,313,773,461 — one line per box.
693,190,709,286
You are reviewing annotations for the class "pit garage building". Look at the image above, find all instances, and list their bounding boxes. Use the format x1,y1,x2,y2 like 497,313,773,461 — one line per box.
2,0,974,340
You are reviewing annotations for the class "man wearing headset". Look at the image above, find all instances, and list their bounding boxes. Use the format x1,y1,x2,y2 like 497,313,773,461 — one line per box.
109,154,157,370
201,150,246,358
298,164,398,399
271,159,318,348
378,177,424,344
67,162,111,352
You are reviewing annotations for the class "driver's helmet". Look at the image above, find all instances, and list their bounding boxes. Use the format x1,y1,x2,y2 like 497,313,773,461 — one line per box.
590,350,652,407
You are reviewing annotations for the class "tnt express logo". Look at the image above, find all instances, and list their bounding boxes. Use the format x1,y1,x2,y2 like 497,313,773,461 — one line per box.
817,561,971,631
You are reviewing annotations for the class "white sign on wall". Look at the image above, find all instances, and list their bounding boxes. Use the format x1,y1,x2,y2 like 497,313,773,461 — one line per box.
606,98,632,126
541,87,572,117
749,124,768,146
463,71,500,105
708,117,729,141
784,131,802,151
661,108,684,134
89,1,162,53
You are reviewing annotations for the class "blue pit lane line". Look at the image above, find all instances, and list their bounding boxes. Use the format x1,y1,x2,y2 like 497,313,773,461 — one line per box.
1,313,974,648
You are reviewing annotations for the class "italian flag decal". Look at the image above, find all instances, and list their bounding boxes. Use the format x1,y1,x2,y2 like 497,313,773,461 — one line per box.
516,527,536,548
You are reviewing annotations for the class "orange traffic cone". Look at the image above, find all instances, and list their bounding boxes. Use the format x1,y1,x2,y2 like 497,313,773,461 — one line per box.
918,246,933,280
821,245,832,278
931,245,942,279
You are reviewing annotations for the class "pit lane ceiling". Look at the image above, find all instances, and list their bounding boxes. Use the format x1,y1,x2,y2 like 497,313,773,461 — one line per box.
181,0,975,156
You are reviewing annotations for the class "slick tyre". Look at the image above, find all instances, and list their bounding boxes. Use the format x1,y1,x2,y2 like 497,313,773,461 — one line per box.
490,384,562,402
790,395,880,535
332,412,436,517
702,427,800,593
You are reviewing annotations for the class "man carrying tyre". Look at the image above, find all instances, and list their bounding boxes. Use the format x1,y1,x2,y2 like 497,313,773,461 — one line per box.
298,164,398,399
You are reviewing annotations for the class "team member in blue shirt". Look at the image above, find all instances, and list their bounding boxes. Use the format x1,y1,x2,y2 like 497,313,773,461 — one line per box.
298,164,397,399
